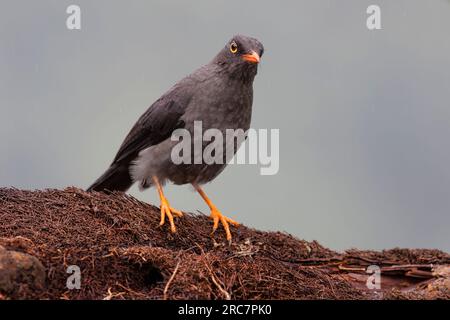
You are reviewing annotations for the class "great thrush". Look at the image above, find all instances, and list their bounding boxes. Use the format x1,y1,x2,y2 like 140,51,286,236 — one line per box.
88,35,264,241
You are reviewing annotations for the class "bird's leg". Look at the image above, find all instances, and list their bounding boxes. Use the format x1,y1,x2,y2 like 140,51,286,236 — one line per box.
192,183,239,241
152,176,183,233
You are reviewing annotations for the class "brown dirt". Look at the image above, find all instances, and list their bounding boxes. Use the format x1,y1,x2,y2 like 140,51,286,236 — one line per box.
0,187,448,300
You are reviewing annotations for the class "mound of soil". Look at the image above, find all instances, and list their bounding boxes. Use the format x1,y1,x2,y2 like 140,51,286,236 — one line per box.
0,187,448,300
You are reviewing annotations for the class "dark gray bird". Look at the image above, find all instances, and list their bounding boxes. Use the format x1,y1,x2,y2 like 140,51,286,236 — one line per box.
88,35,264,241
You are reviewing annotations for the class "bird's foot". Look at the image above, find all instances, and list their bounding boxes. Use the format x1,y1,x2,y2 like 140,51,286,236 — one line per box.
209,207,239,242
159,198,183,233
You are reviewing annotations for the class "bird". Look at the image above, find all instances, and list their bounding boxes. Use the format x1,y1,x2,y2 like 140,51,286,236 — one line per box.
87,35,264,242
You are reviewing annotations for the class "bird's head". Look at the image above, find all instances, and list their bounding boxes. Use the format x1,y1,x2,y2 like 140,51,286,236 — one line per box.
213,35,264,82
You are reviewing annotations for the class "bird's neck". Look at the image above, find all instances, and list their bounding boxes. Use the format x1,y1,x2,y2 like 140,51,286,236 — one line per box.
216,62,258,85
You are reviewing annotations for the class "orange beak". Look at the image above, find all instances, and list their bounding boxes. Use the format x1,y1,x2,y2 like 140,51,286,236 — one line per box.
242,50,260,64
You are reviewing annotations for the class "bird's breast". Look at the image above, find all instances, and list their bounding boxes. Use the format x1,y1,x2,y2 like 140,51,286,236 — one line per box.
183,77,253,132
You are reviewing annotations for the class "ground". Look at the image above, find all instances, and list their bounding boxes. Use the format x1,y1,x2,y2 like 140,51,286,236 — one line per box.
0,187,448,300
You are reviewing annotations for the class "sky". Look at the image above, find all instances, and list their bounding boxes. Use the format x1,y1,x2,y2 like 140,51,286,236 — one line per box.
1,0,449,252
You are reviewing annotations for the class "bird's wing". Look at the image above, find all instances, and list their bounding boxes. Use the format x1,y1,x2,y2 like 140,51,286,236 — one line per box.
112,84,193,165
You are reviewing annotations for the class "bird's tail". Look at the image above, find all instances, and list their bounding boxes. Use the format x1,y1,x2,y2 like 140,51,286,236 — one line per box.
87,164,133,193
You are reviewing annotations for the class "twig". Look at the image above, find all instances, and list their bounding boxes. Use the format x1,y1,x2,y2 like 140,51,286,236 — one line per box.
103,287,125,300
209,272,231,300
338,265,366,272
195,243,231,300
164,259,181,300
115,282,147,298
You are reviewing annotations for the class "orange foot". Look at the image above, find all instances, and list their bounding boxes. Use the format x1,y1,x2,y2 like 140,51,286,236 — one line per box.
192,183,240,242
209,207,239,242
153,176,183,233
159,197,183,233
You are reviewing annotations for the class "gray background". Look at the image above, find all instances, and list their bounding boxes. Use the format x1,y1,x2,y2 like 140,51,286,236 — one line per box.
1,0,449,252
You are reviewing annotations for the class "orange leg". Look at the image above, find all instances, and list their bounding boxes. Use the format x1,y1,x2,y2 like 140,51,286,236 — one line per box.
192,183,239,242
153,176,183,233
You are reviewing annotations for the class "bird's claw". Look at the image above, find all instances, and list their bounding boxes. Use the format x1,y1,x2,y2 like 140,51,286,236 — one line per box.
210,208,239,242
159,199,183,233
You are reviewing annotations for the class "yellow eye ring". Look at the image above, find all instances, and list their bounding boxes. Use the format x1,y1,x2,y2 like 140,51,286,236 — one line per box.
230,42,238,54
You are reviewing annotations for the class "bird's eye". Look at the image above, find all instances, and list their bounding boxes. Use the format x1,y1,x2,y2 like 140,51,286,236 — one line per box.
230,42,238,54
